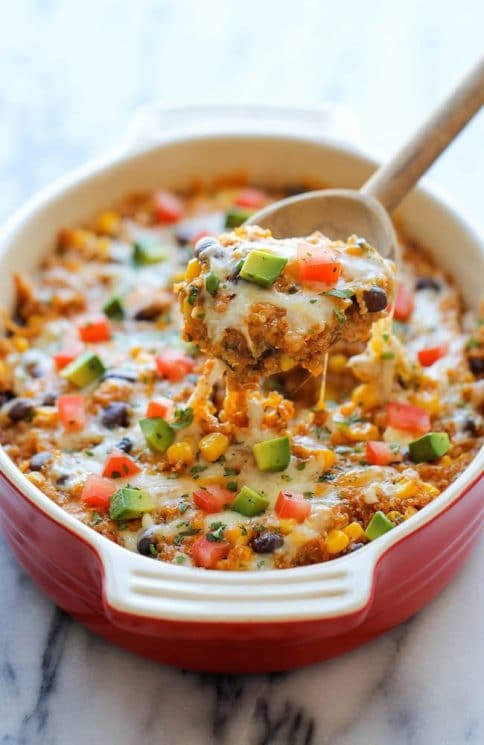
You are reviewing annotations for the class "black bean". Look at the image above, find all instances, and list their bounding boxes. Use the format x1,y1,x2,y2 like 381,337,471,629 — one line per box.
348,542,365,552
415,277,441,292
362,286,388,313
469,357,484,376
133,304,164,321
42,392,57,406
8,398,35,422
101,402,130,429
250,531,284,554
0,390,15,407
193,236,219,256
115,436,133,453
101,369,137,383
29,452,52,471
56,474,69,486
137,527,158,557
463,417,477,436
25,362,43,378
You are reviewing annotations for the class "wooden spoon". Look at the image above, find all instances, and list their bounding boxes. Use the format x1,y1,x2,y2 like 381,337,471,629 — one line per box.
247,56,484,260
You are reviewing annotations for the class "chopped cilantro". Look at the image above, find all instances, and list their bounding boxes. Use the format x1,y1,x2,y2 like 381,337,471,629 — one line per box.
280,474,292,482
173,407,194,429
223,467,238,476
89,511,102,526
333,308,345,324
175,555,186,564
318,472,336,482
381,352,395,360
149,544,158,558
187,286,200,305
190,464,207,478
309,298,317,304
179,502,189,514
167,472,180,480
206,522,225,542
296,461,306,471
84,450,95,457
226,481,238,492
323,288,355,299
303,491,314,499
466,338,480,350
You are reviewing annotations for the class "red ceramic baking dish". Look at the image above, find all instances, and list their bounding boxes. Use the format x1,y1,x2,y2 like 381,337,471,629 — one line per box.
0,107,482,673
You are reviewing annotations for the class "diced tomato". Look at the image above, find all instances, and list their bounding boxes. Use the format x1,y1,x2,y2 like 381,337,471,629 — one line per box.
154,190,183,224
53,341,84,371
275,491,311,522
193,485,235,513
387,401,430,434
102,449,141,479
366,441,402,466
146,396,173,419
394,284,414,321
190,229,216,246
81,474,117,510
296,244,341,285
234,188,267,209
155,349,195,382
57,394,86,432
78,314,111,343
417,343,448,367
191,535,231,568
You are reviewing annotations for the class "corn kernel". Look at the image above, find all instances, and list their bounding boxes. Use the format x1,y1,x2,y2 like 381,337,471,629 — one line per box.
13,337,29,352
345,422,379,442
279,518,297,535
404,506,418,520
185,258,201,280
422,482,439,497
96,210,120,236
328,354,348,373
351,383,381,411
386,510,403,524
326,529,350,554
71,229,92,250
344,522,364,540
182,298,192,315
346,244,365,256
166,441,194,466
319,448,336,470
280,354,295,372
412,393,440,415
440,455,452,467
225,526,250,546
396,480,418,498
96,237,111,254
199,432,230,462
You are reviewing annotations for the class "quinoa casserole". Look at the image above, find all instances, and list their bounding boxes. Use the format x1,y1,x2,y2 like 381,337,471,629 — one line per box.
0,183,482,571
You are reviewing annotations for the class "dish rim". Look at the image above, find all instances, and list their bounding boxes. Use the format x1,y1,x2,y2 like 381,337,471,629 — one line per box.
0,128,482,624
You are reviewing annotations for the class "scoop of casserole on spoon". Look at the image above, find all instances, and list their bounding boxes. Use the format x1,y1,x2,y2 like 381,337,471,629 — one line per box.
178,57,483,380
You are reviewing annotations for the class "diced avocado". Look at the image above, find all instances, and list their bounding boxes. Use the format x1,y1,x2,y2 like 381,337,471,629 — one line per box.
224,207,254,228
205,272,220,296
61,352,106,387
102,294,125,320
365,511,394,541
240,250,288,288
109,487,154,521
253,436,290,472
139,417,175,452
408,432,450,463
133,238,166,264
232,486,269,517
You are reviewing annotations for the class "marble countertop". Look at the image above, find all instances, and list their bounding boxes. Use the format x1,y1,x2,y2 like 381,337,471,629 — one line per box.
1,2,483,743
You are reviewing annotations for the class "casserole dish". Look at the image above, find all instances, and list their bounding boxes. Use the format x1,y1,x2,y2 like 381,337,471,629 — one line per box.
0,106,482,673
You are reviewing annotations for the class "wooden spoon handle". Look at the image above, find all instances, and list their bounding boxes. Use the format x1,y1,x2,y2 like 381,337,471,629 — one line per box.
362,56,484,212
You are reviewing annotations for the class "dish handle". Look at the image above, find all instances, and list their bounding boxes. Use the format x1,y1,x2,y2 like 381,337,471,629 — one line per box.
115,103,362,155
98,536,377,628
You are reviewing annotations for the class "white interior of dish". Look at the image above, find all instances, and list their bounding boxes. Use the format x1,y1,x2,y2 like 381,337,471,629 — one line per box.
0,133,482,623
